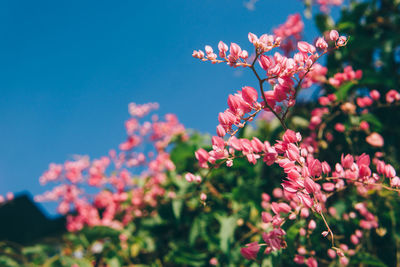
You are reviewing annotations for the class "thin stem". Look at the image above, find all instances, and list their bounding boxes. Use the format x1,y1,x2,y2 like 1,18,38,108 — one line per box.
250,51,288,130
319,209,335,247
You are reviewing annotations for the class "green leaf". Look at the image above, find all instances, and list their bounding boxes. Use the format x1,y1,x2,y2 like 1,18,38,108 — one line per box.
189,217,201,246
0,256,20,267
59,256,93,267
80,226,121,243
337,21,356,31
350,252,387,267
291,116,309,128
172,198,183,220
216,215,237,254
107,257,121,267
360,113,383,131
314,14,333,32
285,220,305,254
335,82,355,101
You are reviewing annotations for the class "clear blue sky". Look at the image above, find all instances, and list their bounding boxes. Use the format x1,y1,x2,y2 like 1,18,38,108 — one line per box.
0,0,324,214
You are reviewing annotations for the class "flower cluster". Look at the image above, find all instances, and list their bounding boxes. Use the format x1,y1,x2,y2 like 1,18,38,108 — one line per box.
193,21,399,265
310,0,344,13
328,66,363,88
36,102,186,231
273,13,304,55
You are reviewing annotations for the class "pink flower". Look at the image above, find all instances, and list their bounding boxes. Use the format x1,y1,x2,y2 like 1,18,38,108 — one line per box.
308,159,322,177
386,89,400,103
294,255,305,264
366,132,384,147
248,32,258,44
200,193,207,201
195,148,210,168
230,43,242,57
390,176,400,187
351,234,359,245
6,192,14,201
241,86,258,104
321,161,331,174
337,36,347,46
384,165,396,178
304,177,318,194
370,90,380,100
340,154,354,169
327,248,336,259
240,242,260,260
334,123,345,132
262,212,273,223
329,30,339,41
286,143,300,161
216,125,226,137
340,257,349,266
282,129,298,143
297,41,316,54
308,219,317,230
262,228,286,251
209,257,218,266
258,55,272,70
218,41,228,57
316,37,328,50
322,182,335,192
306,257,318,267
297,192,313,208
360,121,369,130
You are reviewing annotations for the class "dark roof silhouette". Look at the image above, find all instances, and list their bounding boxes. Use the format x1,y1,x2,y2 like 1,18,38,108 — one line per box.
0,193,66,244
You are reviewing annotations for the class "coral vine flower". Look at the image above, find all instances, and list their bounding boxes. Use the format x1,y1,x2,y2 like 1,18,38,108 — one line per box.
366,132,384,147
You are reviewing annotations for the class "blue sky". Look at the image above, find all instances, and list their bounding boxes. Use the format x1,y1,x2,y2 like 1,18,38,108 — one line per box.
0,0,324,214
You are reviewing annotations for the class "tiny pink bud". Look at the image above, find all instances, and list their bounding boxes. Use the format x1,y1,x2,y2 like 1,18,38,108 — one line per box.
195,175,202,183
216,125,226,137
209,257,218,266
298,247,307,255
300,208,310,218
299,228,306,236
370,89,380,100
185,173,195,182
336,249,345,257
329,30,339,41
334,123,345,132
337,36,347,46
308,219,316,230
304,177,318,194
242,86,258,104
316,37,328,50
6,192,14,201
240,50,248,59
262,212,273,223
384,164,396,178
340,257,349,266
262,193,271,202
205,45,213,55
327,249,336,259
200,193,207,201
248,32,258,44
350,234,359,245
360,121,369,131
258,55,271,70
